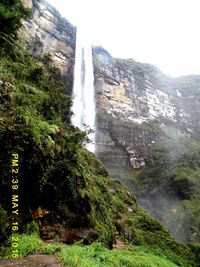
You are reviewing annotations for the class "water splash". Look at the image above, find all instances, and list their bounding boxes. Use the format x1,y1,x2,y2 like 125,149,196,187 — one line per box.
71,26,95,153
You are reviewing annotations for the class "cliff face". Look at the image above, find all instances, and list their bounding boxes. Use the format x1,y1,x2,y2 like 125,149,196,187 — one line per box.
22,0,200,242
93,47,200,242
93,47,200,172
22,0,200,147
21,0,75,90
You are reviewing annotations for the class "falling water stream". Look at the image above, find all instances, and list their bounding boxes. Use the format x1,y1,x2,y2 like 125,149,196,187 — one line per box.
71,26,95,153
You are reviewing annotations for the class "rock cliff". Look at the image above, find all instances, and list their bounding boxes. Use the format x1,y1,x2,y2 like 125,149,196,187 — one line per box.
93,47,200,171
93,47,200,242
21,0,75,90
21,0,200,242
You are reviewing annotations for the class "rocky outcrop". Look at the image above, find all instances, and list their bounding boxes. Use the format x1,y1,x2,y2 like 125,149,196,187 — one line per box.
21,0,75,91
41,224,99,244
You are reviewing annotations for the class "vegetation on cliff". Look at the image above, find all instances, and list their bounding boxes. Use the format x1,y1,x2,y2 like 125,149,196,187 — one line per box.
0,0,31,49
0,1,200,266
101,111,200,245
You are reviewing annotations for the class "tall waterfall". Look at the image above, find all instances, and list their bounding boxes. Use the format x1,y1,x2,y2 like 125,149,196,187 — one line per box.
71,26,95,153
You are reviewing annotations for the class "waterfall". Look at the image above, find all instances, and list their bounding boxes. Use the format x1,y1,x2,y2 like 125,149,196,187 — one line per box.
71,26,95,153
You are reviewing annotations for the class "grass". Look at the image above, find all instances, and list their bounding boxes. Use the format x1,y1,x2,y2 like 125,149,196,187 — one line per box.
2,234,191,267
59,243,179,267
4,234,43,258
3,234,64,258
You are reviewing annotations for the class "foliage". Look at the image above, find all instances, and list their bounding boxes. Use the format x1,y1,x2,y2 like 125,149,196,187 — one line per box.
4,234,43,258
134,136,200,242
2,234,196,267
0,0,31,55
187,242,200,264
109,118,200,243
0,22,87,237
0,206,10,241
41,242,63,255
59,242,185,267
0,0,31,33
22,221,40,235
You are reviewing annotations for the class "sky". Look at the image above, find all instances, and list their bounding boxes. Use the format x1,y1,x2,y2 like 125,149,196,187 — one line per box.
47,0,200,77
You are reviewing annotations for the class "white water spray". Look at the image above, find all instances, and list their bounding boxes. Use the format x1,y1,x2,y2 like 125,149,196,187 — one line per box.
71,26,95,153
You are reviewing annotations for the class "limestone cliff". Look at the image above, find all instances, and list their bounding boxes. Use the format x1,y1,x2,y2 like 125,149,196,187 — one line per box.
94,47,200,171
21,0,200,243
21,0,75,90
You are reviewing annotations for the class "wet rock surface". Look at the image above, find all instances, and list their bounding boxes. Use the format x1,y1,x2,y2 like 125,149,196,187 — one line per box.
41,223,99,244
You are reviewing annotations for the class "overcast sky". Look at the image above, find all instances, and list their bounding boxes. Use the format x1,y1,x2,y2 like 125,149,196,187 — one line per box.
47,0,200,77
